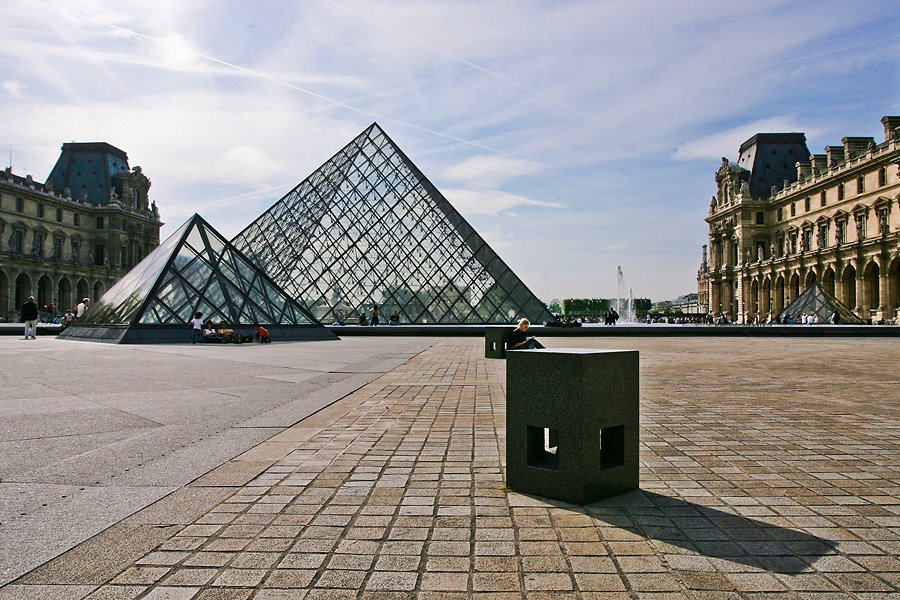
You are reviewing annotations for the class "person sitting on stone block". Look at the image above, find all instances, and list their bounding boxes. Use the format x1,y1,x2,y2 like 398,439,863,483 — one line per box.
509,318,545,350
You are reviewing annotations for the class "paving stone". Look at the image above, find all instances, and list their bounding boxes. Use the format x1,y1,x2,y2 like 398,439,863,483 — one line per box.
13,338,900,599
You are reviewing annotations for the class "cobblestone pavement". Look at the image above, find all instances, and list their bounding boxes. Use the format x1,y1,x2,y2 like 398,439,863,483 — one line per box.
4,337,900,599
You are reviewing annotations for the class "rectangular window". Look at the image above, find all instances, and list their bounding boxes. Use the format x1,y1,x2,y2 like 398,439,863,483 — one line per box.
802,230,812,251
838,182,844,201
93,243,105,266
777,207,783,221
96,216,104,229
11,229,24,254
790,202,796,217
879,167,887,187
756,212,764,225
32,232,44,257
836,221,845,244
790,233,798,254
56,208,63,222
120,247,127,268
37,204,45,218
820,225,829,249
53,237,63,260
71,241,80,262
820,190,827,207
857,175,865,194
858,215,866,240
804,197,811,212
879,208,890,234
74,213,80,226
15,197,24,212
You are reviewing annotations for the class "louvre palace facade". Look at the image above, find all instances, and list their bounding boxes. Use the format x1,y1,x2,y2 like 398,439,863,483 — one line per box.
698,115,900,322
0,142,161,321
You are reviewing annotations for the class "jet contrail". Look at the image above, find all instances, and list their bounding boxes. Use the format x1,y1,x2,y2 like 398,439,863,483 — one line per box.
25,0,510,155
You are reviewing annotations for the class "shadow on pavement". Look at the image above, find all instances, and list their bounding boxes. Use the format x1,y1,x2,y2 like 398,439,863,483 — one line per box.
577,490,837,574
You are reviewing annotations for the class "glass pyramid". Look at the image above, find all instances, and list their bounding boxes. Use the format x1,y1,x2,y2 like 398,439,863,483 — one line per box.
231,123,552,324
778,281,864,324
60,214,337,343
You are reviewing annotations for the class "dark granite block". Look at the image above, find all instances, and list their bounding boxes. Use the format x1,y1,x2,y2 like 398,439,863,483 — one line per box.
485,327,514,359
506,348,639,504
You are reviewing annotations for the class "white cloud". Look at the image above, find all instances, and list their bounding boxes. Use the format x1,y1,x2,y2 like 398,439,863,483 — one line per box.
673,117,813,161
442,155,541,188
2,80,24,97
443,188,563,217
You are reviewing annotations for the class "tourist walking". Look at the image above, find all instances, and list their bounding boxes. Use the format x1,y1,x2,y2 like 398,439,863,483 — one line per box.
21,296,38,339
370,305,380,326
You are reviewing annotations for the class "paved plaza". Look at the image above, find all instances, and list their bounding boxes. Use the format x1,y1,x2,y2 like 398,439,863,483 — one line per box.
0,335,898,599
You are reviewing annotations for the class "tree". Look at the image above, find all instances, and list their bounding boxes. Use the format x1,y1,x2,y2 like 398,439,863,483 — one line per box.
546,298,561,314
633,298,652,318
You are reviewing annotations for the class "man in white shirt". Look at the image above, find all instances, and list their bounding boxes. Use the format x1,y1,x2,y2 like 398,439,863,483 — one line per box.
76,298,90,318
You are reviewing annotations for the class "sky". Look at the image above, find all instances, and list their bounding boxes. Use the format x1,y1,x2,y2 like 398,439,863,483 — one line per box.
1,0,898,303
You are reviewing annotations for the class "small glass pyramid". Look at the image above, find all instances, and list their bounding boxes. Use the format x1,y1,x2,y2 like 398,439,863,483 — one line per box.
60,214,337,343
778,281,864,324
232,123,552,324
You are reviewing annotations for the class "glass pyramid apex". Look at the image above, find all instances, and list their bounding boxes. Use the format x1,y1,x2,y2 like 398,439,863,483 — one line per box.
232,123,552,324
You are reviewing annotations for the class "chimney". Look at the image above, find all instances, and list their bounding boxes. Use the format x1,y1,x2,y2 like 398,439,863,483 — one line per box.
810,154,828,175
701,244,708,270
882,116,900,142
825,145,845,169
796,160,812,181
842,136,875,160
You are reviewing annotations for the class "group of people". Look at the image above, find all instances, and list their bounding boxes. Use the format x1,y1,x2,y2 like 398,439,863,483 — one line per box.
333,305,401,326
21,296,90,338
190,312,271,344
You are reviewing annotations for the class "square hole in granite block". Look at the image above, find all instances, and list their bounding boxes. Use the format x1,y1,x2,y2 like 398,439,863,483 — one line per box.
600,425,625,470
527,425,559,470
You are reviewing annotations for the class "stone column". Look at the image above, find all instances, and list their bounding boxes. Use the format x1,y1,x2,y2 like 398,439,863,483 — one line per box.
855,272,864,314
879,263,889,312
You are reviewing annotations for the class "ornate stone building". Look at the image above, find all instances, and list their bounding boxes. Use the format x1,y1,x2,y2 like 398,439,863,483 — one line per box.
698,116,900,322
0,142,161,321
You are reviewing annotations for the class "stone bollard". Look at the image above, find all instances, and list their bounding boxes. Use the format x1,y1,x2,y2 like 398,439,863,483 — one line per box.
506,348,639,504
485,326,514,359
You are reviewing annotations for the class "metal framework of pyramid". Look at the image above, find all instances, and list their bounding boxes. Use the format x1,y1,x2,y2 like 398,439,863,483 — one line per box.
778,281,864,324
231,123,553,325
60,214,338,343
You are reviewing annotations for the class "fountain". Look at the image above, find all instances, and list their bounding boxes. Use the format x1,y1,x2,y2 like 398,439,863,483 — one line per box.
615,266,635,323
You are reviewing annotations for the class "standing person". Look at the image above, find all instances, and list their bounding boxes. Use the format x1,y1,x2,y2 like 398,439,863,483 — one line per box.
509,318,545,350
189,311,204,344
76,298,90,318
21,296,39,339
831,310,841,325
370,304,380,326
